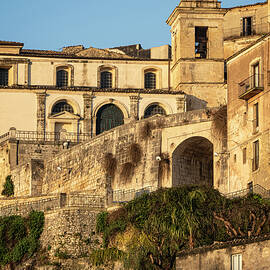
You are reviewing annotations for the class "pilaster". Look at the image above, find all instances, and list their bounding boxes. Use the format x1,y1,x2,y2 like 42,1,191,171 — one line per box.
36,91,46,134
176,95,186,113
83,93,94,135
129,95,140,120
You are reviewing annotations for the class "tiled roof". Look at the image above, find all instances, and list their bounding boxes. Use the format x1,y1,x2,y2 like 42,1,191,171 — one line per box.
75,47,132,59
0,41,24,46
21,49,70,56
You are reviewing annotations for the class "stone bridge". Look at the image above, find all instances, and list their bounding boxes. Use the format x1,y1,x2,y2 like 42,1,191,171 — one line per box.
0,108,228,199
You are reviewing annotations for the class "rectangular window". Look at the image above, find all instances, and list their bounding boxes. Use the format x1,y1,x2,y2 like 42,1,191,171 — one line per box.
195,27,208,59
0,68,8,86
253,103,259,132
232,254,242,270
253,63,259,87
253,140,259,171
242,17,252,36
243,148,247,164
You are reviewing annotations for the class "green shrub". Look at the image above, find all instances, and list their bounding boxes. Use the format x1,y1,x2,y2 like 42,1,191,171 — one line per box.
0,211,44,266
1,175,14,197
91,186,270,270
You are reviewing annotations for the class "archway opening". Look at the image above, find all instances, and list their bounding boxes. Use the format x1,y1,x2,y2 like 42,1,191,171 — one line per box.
144,104,166,118
96,104,124,135
172,136,213,187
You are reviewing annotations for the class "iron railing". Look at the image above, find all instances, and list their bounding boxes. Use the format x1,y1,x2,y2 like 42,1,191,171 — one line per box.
224,184,270,199
112,186,158,203
0,132,10,145
0,130,91,144
224,23,268,40
238,74,264,97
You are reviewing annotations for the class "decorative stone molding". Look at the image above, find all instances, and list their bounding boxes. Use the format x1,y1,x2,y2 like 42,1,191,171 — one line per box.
176,95,186,113
36,91,46,134
129,95,140,120
83,93,94,134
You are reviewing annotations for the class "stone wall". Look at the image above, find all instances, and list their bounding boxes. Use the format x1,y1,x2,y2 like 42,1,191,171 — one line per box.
2,109,226,198
42,117,163,196
0,142,11,194
176,236,270,270
40,208,102,259
0,192,105,216
42,110,219,196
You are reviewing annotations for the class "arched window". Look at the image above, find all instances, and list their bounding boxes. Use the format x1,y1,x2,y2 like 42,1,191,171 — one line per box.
96,104,124,134
0,68,8,86
144,72,156,89
56,70,68,87
101,71,112,88
52,101,74,115
144,104,166,118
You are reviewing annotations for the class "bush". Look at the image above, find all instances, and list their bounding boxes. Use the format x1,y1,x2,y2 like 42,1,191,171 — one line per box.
1,175,14,197
91,186,270,270
0,211,44,266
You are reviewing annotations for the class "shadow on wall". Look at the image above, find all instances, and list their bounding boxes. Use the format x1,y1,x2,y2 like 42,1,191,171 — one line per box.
172,136,213,187
186,95,207,111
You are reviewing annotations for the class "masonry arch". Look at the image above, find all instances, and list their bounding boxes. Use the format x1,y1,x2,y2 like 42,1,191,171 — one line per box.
53,64,74,87
172,136,213,187
140,101,173,119
47,97,81,134
97,64,118,88
96,104,124,135
48,96,81,116
141,66,162,89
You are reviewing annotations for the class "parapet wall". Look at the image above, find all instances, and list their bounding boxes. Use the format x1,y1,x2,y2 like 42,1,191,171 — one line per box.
0,192,105,216
1,109,217,198
42,110,213,196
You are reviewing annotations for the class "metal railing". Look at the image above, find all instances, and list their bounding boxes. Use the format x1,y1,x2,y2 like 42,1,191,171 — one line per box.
224,23,268,40
66,193,105,208
0,132,10,145
238,74,264,97
224,184,270,199
112,186,157,203
0,130,91,144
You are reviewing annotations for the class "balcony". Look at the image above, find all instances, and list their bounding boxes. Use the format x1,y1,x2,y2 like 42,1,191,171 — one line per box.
224,23,268,40
239,74,264,100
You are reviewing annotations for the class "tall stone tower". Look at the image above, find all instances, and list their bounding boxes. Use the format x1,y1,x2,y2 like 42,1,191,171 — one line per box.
167,0,227,109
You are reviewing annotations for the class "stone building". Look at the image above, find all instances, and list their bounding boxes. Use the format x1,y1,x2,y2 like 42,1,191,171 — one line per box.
227,33,270,193
0,0,270,198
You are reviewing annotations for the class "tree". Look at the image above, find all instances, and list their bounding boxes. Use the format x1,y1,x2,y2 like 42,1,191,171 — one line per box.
90,186,270,269
1,175,14,197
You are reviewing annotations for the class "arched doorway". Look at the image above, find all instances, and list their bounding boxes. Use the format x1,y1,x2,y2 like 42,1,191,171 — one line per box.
172,136,213,187
96,104,124,135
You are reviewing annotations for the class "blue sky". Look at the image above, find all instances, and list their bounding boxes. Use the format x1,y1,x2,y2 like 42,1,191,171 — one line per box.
1,0,265,51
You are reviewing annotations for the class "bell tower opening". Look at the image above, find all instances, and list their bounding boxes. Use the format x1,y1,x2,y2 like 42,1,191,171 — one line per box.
167,0,227,108
195,26,208,59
